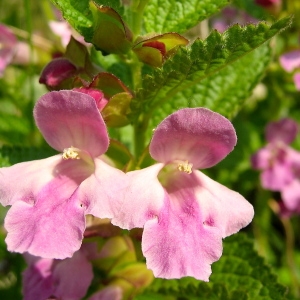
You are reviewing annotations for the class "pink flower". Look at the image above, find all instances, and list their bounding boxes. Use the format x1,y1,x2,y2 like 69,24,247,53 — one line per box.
22,242,97,300
0,90,126,259
49,20,88,48
0,23,17,77
279,50,300,73
294,72,300,91
252,118,300,215
252,118,299,191
265,117,298,144
49,20,72,48
211,7,257,33
280,158,300,214
113,108,254,281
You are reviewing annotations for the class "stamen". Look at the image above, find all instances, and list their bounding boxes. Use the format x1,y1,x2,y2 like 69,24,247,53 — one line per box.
177,160,193,174
62,146,81,160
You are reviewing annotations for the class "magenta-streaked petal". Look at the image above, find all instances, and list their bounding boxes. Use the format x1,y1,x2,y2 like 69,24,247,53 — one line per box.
22,257,54,300
294,73,300,91
89,286,123,300
142,176,223,280
191,170,254,237
265,118,298,144
0,155,62,206
39,57,77,87
4,159,93,258
34,90,109,157
112,164,165,229
150,108,237,169
279,50,300,72
52,248,93,300
281,180,300,211
251,146,272,170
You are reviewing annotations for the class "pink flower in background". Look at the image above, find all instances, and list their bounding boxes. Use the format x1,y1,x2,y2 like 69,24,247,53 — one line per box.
0,90,126,259
49,20,88,48
211,7,257,33
252,118,299,191
113,108,254,281
255,0,282,14
279,50,300,91
49,20,72,48
280,158,300,214
255,0,281,7
265,117,298,144
0,23,17,77
293,73,300,91
279,50,300,73
252,118,300,215
22,243,97,300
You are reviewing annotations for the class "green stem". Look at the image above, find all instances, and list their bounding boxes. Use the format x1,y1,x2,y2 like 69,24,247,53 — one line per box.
281,217,300,298
130,0,149,36
41,0,55,21
7,26,52,51
127,1,151,158
23,0,34,108
134,115,148,159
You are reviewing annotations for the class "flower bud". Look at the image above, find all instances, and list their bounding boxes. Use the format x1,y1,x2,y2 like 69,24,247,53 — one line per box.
90,2,133,55
133,32,188,67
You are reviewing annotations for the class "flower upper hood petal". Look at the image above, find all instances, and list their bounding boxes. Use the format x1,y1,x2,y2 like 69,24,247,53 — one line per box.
149,108,237,169
34,90,109,157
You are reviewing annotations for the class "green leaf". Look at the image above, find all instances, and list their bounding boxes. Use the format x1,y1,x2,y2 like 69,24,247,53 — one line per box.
233,0,269,20
51,0,93,40
51,0,127,43
90,2,132,55
0,146,57,167
0,234,25,300
143,0,229,34
131,17,292,136
210,234,287,300
93,0,125,18
143,234,287,300
0,113,31,145
147,43,271,136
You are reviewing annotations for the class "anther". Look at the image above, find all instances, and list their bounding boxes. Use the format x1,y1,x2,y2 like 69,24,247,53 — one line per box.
177,160,193,174
62,146,81,160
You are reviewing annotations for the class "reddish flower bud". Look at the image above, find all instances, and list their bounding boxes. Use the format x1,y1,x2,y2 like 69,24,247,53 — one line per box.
133,32,189,67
